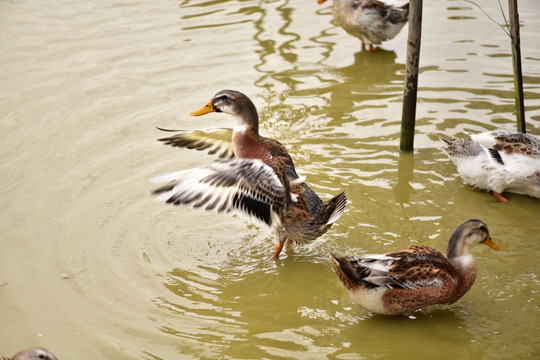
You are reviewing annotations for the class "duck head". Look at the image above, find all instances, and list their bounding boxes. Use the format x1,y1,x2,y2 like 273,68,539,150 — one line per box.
446,219,500,262
190,90,259,133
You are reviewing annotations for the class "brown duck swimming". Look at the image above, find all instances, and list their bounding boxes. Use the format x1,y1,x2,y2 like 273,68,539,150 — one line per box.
318,0,409,52
153,90,347,259
330,219,499,315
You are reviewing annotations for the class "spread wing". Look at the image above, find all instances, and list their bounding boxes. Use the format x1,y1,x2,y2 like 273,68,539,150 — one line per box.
157,127,234,159
151,158,285,227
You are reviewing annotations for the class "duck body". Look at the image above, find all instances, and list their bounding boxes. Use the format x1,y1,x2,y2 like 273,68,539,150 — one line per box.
440,137,492,191
330,219,499,315
153,90,347,258
319,0,409,51
441,130,540,201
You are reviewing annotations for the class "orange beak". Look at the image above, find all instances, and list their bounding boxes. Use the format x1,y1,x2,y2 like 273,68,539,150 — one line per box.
190,100,215,116
318,0,327,4
481,235,500,250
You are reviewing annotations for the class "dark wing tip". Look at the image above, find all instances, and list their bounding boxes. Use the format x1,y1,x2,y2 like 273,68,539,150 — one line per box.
156,126,183,132
151,182,176,195
232,192,274,227
488,148,505,165
439,136,451,145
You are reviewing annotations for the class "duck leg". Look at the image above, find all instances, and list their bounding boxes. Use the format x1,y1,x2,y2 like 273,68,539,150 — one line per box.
361,39,373,52
272,238,293,259
272,243,284,259
493,191,508,202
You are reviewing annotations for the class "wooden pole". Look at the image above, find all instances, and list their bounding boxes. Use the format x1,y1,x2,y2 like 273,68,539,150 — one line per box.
400,0,423,152
508,0,526,133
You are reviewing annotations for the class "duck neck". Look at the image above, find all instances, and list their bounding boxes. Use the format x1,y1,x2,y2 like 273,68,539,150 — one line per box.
232,112,263,159
451,255,478,299
448,239,478,299
232,98,259,135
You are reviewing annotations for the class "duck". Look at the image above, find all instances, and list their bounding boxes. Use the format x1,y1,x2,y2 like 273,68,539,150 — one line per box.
330,219,500,315
1,348,57,360
317,0,409,52
152,90,347,259
440,130,540,202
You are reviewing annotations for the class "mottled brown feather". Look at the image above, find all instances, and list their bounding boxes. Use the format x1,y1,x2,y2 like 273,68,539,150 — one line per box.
492,132,540,158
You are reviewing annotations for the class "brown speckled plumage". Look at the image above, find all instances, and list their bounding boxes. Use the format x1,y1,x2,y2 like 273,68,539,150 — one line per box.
153,90,347,258
330,219,500,315
491,131,540,158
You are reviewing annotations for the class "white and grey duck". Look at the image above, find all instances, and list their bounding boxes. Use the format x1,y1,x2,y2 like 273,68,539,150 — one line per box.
440,130,540,202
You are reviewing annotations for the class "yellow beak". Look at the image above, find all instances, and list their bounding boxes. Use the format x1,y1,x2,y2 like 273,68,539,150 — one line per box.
318,0,327,4
190,100,215,116
481,235,500,250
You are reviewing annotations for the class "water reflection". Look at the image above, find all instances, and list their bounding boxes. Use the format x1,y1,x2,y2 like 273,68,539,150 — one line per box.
333,310,472,359
157,254,352,357
156,1,540,358
251,0,404,99
2,0,540,358
394,151,415,204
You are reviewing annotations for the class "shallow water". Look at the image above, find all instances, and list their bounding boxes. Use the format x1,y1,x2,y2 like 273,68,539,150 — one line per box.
1,0,539,359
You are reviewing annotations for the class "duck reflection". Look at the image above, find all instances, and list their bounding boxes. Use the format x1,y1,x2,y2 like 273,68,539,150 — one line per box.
335,48,401,83
248,0,404,96
313,48,404,121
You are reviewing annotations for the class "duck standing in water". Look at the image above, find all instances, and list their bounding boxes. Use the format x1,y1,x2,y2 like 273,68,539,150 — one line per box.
317,0,409,52
2,348,57,360
152,90,347,259
440,130,540,202
330,219,499,315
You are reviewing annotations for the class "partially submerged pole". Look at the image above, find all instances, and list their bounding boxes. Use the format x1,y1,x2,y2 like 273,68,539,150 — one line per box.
399,0,423,152
508,0,526,133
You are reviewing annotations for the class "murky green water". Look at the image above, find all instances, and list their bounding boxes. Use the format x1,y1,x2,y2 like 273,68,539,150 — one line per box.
1,0,539,359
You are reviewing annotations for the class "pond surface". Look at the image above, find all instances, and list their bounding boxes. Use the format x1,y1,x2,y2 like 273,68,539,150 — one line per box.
1,0,539,359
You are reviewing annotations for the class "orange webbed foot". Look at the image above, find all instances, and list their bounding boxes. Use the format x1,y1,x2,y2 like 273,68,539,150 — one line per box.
493,191,508,202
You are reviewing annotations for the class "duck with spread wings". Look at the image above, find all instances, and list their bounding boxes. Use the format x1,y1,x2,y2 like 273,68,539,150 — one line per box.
152,90,347,259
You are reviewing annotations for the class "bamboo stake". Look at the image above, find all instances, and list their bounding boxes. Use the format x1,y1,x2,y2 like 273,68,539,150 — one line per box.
399,0,423,152
508,0,526,133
